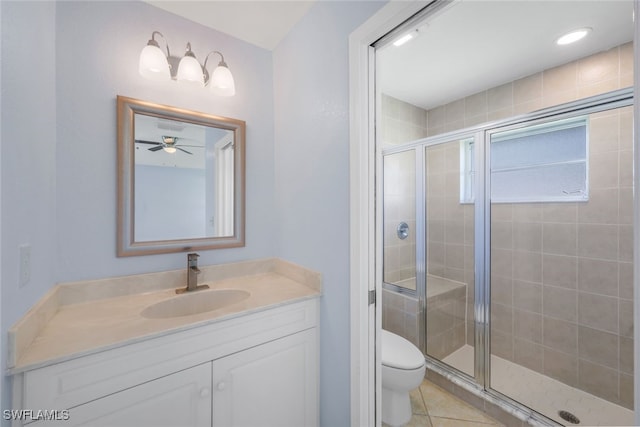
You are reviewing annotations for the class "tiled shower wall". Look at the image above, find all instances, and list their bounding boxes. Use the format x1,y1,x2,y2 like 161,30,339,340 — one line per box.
488,106,634,409
425,143,475,349
381,95,427,286
383,149,417,286
423,43,633,136
382,42,634,407
382,288,420,347
380,94,425,347
427,42,634,408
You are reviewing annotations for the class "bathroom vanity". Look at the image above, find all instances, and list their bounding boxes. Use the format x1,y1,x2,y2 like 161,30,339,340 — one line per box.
7,258,320,427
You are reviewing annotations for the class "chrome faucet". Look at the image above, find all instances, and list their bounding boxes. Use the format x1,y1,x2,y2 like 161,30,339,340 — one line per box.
176,252,210,294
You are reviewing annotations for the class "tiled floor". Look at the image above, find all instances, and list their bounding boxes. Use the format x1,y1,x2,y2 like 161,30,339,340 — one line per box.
401,379,504,427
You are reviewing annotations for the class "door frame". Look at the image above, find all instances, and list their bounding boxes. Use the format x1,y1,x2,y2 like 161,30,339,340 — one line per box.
350,1,640,426
348,1,428,425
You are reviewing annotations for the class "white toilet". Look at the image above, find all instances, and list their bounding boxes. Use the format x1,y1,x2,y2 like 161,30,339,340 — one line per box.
381,329,426,426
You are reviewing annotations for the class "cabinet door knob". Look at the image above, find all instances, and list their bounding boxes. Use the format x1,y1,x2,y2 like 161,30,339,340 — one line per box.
200,387,211,398
216,382,226,391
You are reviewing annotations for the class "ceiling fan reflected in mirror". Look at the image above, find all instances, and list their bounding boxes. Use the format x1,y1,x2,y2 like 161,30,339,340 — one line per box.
135,136,201,155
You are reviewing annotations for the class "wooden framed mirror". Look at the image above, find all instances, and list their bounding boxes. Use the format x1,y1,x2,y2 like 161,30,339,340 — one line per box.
117,95,245,256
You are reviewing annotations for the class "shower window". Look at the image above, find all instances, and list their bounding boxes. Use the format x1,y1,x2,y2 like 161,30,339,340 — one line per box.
461,116,589,203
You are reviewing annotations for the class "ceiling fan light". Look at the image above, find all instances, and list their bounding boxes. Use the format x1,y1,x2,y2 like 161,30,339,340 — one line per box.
163,146,177,154
139,44,170,81
162,136,177,144
210,63,236,96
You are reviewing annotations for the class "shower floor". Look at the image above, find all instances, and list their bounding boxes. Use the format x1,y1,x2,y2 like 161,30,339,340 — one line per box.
443,345,634,426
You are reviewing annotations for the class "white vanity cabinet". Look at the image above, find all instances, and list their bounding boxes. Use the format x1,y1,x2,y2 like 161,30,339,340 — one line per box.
36,363,213,427
212,329,316,427
12,299,318,427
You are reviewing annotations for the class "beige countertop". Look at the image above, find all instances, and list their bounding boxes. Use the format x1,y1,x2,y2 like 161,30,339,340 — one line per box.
8,258,321,373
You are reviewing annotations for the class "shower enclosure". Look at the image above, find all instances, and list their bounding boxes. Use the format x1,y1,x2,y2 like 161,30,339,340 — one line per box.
377,3,634,423
381,92,634,426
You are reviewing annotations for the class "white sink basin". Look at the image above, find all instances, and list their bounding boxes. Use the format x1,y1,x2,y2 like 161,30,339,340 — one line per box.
141,289,250,319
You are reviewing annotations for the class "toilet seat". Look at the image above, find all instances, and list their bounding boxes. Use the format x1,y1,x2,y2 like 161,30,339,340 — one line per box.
381,330,425,370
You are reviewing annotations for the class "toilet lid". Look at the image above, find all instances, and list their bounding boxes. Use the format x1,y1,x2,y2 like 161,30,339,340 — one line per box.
381,330,425,370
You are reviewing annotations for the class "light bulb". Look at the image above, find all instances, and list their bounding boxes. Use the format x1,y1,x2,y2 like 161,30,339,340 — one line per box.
393,33,414,47
139,44,170,81
177,47,204,87
210,63,236,96
163,146,177,154
556,28,591,45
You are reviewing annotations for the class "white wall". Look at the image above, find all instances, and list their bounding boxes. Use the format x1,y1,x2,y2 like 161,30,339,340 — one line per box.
1,1,387,424
135,165,206,241
54,1,276,281
1,1,275,420
273,2,384,425
0,0,2,413
1,1,58,416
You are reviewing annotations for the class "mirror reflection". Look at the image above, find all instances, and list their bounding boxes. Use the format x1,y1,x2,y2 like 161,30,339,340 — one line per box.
117,96,245,256
134,114,235,241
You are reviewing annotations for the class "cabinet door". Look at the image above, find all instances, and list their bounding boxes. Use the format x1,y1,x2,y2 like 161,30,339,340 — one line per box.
39,363,212,427
212,329,318,427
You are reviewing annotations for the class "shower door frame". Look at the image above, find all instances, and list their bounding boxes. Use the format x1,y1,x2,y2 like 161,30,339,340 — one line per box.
410,89,635,424
349,1,640,425
381,126,488,381
480,90,635,418
381,129,485,360
380,88,634,425
380,144,426,352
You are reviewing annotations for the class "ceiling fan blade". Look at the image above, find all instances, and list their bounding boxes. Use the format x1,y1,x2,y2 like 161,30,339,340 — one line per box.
135,139,161,145
177,147,193,155
149,146,164,152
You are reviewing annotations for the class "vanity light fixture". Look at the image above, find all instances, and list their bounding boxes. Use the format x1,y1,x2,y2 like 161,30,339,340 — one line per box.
556,27,592,45
139,31,236,96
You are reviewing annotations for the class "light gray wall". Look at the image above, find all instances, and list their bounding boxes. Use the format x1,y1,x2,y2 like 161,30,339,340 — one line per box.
54,1,276,282
1,1,275,420
1,1,388,425
273,1,384,425
0,0,3,412
135,165,206,241
1,1,58,417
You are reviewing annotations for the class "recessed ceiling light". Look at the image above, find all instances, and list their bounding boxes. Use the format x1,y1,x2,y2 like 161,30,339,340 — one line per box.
393,33,414,47
556,28,592,45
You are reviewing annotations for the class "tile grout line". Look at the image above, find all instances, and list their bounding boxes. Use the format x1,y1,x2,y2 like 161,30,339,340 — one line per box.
418,379,505,427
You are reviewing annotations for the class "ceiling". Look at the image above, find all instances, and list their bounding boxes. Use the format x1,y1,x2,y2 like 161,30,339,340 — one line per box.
378,0,635,110
145,0,316,50
146,1,635,110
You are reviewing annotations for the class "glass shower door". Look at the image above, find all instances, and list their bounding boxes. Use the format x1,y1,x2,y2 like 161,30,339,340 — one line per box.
424,138,475,378
382,149,420,347
488,105,634,426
